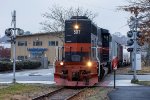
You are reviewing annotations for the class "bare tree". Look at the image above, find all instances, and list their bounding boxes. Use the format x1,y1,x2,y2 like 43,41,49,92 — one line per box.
119,0,150,39
40,5,97,39
119,0,150,66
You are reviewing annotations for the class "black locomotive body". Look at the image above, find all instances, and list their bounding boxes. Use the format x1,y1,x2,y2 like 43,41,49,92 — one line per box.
54,16,120,86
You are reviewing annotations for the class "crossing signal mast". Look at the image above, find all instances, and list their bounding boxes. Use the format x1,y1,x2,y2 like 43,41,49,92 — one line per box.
5,10,24,83
127,12,145,82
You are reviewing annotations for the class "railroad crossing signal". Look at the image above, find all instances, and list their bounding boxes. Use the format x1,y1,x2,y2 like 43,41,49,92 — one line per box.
127,39,134,46
127,31,144,46
5,28,13,37
127,48,133,52
127,31,134,46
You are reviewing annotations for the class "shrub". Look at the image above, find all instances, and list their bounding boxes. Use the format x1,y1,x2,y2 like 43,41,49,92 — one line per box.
22,61,41,69
0,61,12,71
16,62,23,70
0,61,41,72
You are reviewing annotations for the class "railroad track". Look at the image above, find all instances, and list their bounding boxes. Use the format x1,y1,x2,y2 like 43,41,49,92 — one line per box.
32,87,85,100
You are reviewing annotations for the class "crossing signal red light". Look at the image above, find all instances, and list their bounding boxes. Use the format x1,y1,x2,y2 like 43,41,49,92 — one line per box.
127,31,133,38
127,39,134,46
127,48,133,52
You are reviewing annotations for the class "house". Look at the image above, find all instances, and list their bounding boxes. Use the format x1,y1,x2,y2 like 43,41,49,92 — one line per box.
11,32,63,64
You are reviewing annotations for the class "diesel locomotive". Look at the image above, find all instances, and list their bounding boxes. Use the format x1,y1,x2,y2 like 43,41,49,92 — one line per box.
54,16,122,86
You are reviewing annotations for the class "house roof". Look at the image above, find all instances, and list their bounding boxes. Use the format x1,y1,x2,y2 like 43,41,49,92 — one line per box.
16,31,64,37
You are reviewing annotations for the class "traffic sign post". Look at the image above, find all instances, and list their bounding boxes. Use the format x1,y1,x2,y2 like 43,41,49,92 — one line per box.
112,58,117,89
113,69,116,89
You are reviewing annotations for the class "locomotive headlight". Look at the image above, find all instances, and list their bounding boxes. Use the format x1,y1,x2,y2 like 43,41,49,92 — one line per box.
60,61,64,66
74,24,79,30
87,61,92,67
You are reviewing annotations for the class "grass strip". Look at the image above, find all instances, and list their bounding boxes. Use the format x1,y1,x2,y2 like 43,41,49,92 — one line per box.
0,83,45,99
136,81,150,86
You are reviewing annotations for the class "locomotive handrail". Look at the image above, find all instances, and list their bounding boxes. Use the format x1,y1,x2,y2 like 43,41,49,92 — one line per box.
91,46,101,77
55,46,64,61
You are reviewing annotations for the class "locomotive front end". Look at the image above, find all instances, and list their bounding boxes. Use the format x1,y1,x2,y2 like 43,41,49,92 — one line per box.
54,61,98,86
54,16,99,86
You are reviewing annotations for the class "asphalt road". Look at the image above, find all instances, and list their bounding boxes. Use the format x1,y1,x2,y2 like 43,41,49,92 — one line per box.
107,72,150,100
108,86,150,100
0,68,54,84
0,68,150,85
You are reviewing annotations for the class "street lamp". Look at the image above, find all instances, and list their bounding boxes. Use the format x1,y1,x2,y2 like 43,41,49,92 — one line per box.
5,10,24,83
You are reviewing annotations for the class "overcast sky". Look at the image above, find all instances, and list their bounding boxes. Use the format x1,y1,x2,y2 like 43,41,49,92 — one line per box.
0,0,131,37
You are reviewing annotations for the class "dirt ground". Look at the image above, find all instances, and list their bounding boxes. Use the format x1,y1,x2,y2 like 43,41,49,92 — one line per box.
70,87,113,100
0,84,112,100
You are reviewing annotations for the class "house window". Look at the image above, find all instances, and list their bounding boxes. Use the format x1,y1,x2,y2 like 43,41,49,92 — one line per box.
25,56,27,59
33,41,42,46
49,41,58,46
18,41,27,46
18,56,28,60
56,41,58,46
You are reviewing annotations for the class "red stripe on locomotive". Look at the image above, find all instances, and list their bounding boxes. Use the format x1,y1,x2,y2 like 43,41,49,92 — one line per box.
64,43,91,52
